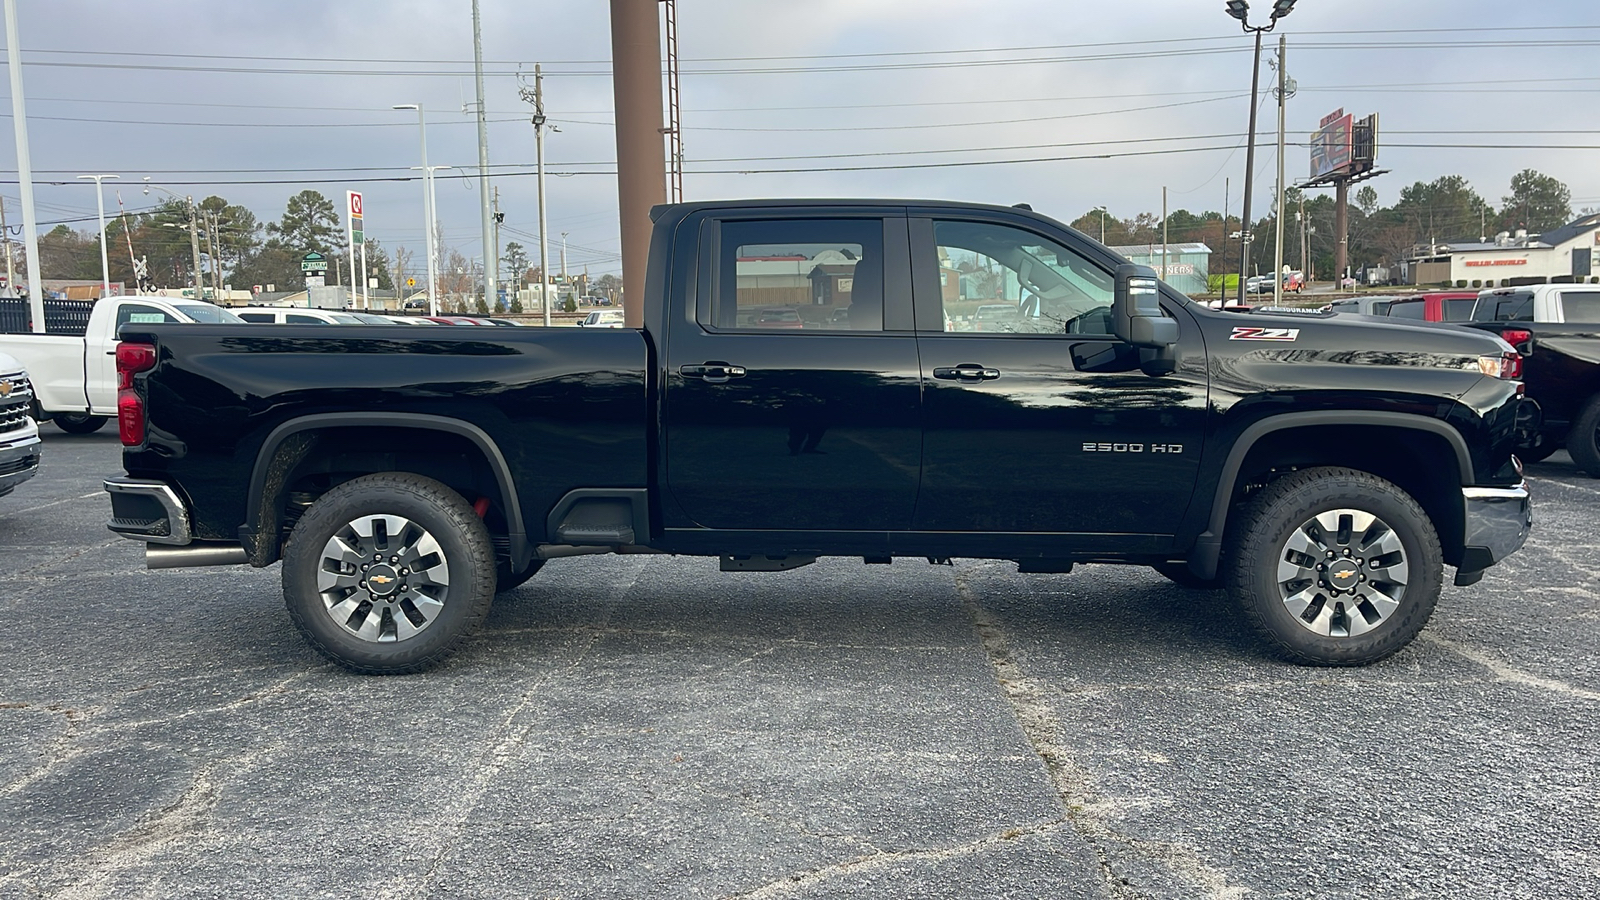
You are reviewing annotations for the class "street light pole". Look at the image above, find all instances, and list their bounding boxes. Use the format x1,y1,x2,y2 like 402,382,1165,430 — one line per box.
1224,0,1296,307
76,174,119,298
470,0,496,311
1094,205,1107,244
394,104,438,316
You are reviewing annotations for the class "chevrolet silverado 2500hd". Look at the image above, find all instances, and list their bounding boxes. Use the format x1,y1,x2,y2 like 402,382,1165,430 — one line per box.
105,200,1532,672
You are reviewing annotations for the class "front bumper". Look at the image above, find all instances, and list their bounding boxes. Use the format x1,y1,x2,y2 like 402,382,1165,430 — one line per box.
1459,481,1532,578
0,433,41,496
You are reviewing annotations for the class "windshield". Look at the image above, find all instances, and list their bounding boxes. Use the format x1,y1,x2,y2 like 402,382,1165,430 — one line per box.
179,305,245,324
1471,292,1534,322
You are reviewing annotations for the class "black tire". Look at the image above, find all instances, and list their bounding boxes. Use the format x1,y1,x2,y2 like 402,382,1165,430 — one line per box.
54,414,108,434
283,473,496,674
496,559,546,595
1566,394,1600,476
1151,563,1222,590
1224,467,1442,666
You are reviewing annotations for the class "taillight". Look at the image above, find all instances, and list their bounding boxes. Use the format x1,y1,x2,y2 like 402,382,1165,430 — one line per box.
1500,329,1533,354
1477,352,1522,380
116,342,156,446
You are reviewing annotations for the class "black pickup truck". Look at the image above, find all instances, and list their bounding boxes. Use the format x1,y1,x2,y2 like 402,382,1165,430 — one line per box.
105,200,1531,673
1463,283,1600,473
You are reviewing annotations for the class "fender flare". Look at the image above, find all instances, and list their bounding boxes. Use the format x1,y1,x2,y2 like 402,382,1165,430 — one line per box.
240,412,529,570
1187,410,1473,579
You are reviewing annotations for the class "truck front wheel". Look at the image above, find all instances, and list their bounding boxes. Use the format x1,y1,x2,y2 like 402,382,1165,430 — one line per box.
282,473,496,674
54,414,108,434
1225,467,1442,666
1565,395,1600,476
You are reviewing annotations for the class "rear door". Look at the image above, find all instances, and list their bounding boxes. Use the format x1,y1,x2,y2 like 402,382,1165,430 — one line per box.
661,211,921,540
908,212,1208,544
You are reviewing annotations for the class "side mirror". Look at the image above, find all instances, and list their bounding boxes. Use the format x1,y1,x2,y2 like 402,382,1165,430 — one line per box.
1112,263,1177,348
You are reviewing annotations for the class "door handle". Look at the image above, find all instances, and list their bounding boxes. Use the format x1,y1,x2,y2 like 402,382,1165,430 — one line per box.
680,362,747,384
933,364,1000,382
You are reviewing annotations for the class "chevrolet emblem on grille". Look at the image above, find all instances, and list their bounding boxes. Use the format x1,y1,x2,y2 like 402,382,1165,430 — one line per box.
0,381,12,397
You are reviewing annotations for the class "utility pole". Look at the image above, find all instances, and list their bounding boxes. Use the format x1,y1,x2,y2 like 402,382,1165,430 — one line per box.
185,200,203,301
561,231,568,288
1161,187,1168,284
1237,26,1264,308
520,65,552,326
1222,177,1229,303
1,195,14,296
492,185,504,308
5,0,45,330
663,0,684,203
470,0,496,310
1272,34,1291,306
610,0,666,328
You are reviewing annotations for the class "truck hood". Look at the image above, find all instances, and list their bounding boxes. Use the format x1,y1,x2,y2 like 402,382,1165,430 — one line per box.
1225,308,1515,360
0,351,24,375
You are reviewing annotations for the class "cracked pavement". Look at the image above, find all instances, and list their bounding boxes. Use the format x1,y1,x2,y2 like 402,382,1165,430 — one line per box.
0,428,1596,899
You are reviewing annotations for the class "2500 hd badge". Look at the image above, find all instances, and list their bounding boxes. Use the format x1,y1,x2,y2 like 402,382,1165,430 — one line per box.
1082,442,1184,453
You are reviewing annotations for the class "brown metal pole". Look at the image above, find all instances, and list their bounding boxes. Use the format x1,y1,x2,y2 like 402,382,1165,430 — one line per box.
1335,178,1349,289
611,0,665,329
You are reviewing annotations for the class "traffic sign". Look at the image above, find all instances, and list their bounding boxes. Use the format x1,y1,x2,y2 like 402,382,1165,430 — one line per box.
406,277,415,287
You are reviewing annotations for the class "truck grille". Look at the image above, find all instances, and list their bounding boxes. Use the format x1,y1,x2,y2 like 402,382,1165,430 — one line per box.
0,372,35,434
0,453,37,476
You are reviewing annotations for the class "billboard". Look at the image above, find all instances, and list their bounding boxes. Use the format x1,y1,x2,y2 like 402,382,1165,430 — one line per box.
1309,108,1353,180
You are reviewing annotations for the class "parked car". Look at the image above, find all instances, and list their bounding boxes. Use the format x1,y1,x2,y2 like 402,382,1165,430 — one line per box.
972,303,1021,331
578,310,626,328
233,307,364,325
1382,292,1479,323
1245,275,1270,294
752,307,804,329
0,350,41,496
0,295,243,435
1461,283,1600,469
106,197,1530,674
423,316,494,326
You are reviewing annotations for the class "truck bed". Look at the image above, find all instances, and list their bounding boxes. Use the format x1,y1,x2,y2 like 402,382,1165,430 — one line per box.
120,323,653,544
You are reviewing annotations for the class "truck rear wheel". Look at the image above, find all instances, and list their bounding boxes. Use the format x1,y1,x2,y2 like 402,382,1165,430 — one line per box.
54,414,108,434
1565,395,1600,476
282,473,496,674
1224,467,1442,666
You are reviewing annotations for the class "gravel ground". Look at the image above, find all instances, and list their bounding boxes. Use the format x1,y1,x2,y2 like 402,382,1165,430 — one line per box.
0,427,1594,900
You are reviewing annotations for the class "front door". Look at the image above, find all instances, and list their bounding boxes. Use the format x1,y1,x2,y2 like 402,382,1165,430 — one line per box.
909,214,1208,541
662,213,922,537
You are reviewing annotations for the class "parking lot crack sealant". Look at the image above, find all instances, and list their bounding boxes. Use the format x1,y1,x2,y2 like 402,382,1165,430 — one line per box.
954,568,1249,900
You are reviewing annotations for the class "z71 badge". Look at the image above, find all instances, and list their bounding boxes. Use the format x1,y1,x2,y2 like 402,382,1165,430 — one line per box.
1230,326,1300,341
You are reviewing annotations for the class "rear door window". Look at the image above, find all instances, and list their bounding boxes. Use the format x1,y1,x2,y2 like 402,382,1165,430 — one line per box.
1442,299,1477,321
1387,299,1425,319
707,218,884,332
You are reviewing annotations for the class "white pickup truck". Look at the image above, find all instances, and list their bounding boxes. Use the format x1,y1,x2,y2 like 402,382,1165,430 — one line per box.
0,350,42,496
0,296,243,433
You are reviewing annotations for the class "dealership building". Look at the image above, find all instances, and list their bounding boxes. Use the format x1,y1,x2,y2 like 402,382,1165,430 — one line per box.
1411,213,1600,287
1107,242,1213,295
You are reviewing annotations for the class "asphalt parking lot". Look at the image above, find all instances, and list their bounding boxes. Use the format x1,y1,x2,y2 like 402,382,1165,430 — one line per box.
1,428,1596,900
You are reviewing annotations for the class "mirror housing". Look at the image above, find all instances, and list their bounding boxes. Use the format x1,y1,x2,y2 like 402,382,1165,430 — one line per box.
1112,264,1178,348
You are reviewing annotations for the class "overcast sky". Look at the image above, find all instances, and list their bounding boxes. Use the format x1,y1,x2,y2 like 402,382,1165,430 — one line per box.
3,0,1597,278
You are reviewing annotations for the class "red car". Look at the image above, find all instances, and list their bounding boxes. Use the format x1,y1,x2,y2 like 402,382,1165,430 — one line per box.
1383,292,1479,323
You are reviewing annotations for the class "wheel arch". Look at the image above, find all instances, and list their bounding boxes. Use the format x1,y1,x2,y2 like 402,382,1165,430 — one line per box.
241,412,529,571
1188,411,1472,578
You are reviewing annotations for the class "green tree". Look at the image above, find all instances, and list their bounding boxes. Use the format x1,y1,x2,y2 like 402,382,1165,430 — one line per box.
229,246,304,292
501,242,530,282
197,195,260,273
1500,168,1572,234
1392,175,1492,245
358,237,394,289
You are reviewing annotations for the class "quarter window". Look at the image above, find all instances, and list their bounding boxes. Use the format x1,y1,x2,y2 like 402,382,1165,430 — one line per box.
930,221,1113,335
1387,300,1426,319
707,219,883,331
1562,291,1600,323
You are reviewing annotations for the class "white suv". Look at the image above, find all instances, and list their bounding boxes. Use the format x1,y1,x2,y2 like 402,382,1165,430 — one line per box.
0,351,41,497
